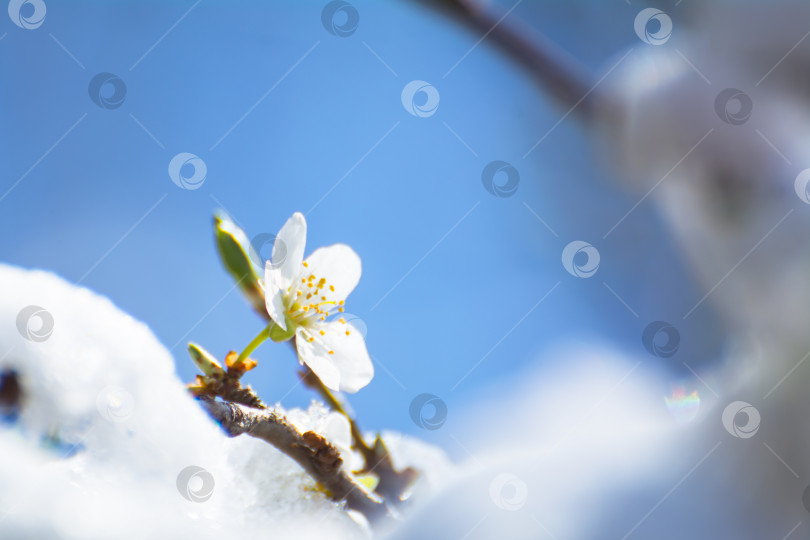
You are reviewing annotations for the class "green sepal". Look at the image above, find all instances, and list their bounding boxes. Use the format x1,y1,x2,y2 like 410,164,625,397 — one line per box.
270,319,296,342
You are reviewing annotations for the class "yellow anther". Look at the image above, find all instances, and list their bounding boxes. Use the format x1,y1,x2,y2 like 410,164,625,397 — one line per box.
338,307,344,312
328,350,334,355
339,318,345,324
339,301,344,306
345,331,350,336
303,261,309,267
329,285,335,292
320,330,325,336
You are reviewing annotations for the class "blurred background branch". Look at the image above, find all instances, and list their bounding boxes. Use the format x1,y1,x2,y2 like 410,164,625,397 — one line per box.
415,0,594,114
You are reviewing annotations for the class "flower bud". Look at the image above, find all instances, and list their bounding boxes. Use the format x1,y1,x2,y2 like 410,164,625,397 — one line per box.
188,342,225,378
214,212,265,315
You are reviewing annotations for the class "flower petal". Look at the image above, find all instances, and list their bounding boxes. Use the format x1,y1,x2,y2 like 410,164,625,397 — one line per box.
297,322,373,393
303,244,361,303
264,261,289,330
296,327,341,391
275,212,307,287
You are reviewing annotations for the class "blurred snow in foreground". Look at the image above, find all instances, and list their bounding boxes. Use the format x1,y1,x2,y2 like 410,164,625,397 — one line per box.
0,264,451,539
5,261,799,540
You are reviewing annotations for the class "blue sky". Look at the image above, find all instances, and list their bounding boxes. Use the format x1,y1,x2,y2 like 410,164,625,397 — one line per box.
0,0,722,450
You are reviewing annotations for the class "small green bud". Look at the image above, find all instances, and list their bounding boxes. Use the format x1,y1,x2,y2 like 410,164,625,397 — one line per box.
213,212,265,315
188,342,225,377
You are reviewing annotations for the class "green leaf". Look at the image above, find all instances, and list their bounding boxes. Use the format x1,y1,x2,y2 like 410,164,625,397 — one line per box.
213,212,266,315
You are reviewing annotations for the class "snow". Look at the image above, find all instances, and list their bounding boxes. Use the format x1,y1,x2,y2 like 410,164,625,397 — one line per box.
0,264,450,539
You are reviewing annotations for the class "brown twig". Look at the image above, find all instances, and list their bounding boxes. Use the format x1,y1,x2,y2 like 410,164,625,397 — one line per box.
199,397,389,523
0,369,22,418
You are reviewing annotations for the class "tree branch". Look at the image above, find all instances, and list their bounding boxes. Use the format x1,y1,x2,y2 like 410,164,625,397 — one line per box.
415,0,594,117
199,397,389,523
299,368,419,503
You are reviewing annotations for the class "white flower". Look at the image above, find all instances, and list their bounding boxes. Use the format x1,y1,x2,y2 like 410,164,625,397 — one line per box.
263,212,373,393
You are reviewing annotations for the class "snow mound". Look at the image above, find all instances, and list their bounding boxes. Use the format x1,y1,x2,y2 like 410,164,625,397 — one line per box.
0,264,448,539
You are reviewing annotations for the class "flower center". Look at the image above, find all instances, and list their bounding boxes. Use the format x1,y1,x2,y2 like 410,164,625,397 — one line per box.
285,263,346,328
